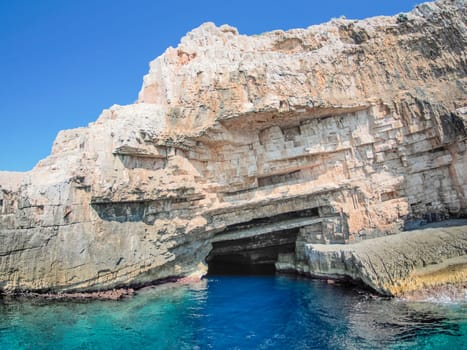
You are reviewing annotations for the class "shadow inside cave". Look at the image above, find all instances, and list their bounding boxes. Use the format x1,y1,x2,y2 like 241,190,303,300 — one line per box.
207,259,277,276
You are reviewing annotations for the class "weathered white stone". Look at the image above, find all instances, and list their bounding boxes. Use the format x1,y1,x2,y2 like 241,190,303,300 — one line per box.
298,225,467,297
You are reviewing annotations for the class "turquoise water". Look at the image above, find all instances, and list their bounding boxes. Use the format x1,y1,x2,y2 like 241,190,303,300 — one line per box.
0,275,465,349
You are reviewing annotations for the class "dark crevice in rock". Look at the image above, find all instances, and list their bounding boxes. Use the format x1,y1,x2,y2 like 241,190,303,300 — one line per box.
440,112,466,140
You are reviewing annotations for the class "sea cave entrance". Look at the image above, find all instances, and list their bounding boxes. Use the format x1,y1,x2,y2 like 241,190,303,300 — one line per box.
206,228,298,275
206,208,321,276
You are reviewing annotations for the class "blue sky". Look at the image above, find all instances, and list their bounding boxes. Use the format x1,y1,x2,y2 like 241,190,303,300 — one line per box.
0,0,418,171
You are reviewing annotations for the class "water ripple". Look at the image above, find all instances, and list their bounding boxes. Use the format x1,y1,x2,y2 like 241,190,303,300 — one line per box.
0,276,465,349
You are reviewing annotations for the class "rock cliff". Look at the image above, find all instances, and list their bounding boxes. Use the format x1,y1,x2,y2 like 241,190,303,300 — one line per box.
0,0,466,296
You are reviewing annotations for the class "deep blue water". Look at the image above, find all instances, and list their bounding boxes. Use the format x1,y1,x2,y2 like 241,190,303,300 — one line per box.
0,275,466,349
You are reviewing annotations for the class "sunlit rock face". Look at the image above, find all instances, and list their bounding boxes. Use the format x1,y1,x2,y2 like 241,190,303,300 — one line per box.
0,0,466,295
294,225,467,296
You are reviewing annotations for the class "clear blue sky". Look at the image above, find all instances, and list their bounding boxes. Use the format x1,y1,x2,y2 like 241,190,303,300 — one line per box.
0,0,419,171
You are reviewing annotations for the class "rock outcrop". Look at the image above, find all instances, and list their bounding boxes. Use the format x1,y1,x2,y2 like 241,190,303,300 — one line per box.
0,0,466,296
281,224,466,296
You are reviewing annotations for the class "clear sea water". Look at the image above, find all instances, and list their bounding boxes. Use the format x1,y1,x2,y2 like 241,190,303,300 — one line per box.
0,275,465,349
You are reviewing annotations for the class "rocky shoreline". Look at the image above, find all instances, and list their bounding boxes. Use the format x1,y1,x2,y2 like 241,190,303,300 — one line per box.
289,224,467,299
0,271,209,301
8,288,136,301
2,223,465,303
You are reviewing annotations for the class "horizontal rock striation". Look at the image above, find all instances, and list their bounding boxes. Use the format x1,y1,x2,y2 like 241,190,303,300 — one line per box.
0,0,466,295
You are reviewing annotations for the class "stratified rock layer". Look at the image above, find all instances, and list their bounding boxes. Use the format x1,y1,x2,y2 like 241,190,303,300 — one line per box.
0,0,466,295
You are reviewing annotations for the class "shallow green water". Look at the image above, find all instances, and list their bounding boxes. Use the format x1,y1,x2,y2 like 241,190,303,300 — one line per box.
1,275,466,349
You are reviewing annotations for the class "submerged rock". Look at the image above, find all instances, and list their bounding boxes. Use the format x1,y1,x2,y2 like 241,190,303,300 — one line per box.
0,0,466,296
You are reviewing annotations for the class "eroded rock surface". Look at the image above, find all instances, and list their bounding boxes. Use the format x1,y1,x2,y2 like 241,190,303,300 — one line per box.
0,0,466,294
287,224,466,297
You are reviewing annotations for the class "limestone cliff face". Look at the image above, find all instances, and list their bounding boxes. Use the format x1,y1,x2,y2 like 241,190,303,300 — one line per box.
0,0,466,294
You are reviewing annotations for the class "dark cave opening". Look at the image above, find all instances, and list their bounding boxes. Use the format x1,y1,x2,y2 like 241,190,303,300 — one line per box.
206,229,298,276
207,259,277,275
206,207,329,276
